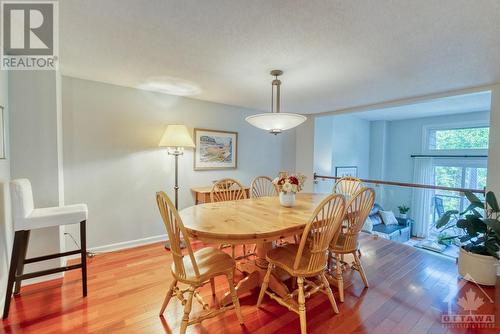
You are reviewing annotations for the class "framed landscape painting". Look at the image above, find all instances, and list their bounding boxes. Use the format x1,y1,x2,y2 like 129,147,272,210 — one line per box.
335,166,358,178
194,129,237,170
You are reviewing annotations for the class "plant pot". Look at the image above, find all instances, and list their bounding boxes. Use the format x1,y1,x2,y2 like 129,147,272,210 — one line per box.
399,213,407,219
279,192,296,207
458,247,498,286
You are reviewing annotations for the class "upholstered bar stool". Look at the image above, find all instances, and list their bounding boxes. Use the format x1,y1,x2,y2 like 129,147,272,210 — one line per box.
3,179,88,319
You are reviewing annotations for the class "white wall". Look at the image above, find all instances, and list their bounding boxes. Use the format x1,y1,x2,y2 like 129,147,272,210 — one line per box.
8,71,64,280
487,85,500,274
488,85,500,195
313,116,334,193
0,70,11,304
313,114,370,193
295,117,315,192
62,76,295,249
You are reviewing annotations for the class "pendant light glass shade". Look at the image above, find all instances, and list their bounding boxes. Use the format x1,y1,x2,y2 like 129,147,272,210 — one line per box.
245,113,306,134
246,70,307,134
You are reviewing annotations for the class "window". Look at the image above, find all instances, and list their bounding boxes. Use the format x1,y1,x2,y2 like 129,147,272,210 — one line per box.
429,162,487,245
428,126,489,151
434,165,487,213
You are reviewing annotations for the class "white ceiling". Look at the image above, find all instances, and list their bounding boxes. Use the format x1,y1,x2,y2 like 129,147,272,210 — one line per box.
353,91,491,121
60,0,500,114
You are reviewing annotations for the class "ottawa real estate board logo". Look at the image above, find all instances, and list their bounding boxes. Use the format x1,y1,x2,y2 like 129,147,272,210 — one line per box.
441,274,495,329
1,1,58,70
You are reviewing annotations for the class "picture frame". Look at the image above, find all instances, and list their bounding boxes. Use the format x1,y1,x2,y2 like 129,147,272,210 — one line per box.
193,128,238,170
0,106,5,159
335,166,357,178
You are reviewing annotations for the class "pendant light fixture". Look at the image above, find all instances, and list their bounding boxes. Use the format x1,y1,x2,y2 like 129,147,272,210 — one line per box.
245,70,307,134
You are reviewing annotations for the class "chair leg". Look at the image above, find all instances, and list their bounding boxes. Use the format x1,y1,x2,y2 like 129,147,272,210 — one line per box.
159,279,177,315
321,273,339,314
353,252,369,288
14,230,30,295
231,245,235,259
179,286,195,334
327,250,333,271
297,277,307,334
210,277,216,296
257,263,273,308
3,231,24,319
335,254,344,302
227,271,244,325
80,221,88,297
242,244,246,257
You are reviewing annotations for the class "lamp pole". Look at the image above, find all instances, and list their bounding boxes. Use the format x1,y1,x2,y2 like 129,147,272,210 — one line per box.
158,124,194,250
165,147,185,249
170,149,181,209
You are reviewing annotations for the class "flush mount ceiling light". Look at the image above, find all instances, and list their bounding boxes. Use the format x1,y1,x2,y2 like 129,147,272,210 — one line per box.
245,70,307,135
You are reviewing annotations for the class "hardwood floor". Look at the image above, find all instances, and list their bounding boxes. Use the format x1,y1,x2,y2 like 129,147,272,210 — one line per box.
2,235,498,333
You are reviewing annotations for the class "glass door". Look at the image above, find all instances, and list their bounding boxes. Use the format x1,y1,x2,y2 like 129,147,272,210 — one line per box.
430,160,487,245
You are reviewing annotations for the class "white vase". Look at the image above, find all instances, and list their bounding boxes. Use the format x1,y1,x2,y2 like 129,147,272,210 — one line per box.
279,192,296,207
400,213,407,219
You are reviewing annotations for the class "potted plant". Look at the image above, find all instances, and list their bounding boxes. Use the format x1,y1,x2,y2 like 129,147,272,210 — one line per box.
273,174,306,207
437,191,500,286
398,205,410,219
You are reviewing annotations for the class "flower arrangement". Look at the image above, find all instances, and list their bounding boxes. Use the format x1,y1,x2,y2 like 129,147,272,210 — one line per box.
273,174,306,194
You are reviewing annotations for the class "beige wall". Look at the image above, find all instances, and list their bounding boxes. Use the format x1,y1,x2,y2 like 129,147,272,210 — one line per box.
62,76,296,250
0,70,11,304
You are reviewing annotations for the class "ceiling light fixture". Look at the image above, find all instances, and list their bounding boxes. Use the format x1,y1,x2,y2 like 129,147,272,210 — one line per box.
245,70,307,135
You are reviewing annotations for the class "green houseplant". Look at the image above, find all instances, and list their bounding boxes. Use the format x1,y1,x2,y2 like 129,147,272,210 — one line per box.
437,191,500,285
398,205,410,219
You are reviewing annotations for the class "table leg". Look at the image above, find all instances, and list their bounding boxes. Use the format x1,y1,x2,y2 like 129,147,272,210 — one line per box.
221,241,290,306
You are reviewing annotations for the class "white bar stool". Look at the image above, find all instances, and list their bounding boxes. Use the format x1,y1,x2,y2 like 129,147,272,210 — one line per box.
3,179,88,319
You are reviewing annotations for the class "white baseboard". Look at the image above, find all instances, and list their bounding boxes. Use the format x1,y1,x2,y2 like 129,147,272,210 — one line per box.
89,234,168,254
18,235,169,288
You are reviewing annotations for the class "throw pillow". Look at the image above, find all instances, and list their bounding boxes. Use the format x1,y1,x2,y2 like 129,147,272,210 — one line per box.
379,210,398,225
361,216,374,233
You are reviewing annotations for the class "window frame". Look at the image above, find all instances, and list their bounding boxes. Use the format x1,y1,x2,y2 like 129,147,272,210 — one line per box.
422,121,490,155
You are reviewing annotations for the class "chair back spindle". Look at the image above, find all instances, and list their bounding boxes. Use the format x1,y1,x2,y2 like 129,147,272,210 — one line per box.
332,187,375,252
210,178,247,202
156,191,200,280
333,176,363,197
294,194,346,273
250,176,278,198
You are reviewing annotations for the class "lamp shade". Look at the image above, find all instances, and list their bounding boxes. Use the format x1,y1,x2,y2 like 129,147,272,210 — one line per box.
158,125,195,148
245,113,307,134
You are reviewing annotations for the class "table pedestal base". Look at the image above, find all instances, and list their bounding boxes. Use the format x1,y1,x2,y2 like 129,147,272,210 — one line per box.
220,242,357,306
222,241,291,306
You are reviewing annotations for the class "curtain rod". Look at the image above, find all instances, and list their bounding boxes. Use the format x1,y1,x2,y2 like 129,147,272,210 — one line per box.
411,154,488,158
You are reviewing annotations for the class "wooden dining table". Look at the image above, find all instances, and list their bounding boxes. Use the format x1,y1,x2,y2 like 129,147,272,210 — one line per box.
179,192,331,305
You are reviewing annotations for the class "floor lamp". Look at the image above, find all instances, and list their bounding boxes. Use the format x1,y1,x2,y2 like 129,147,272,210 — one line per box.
159,124,195,249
